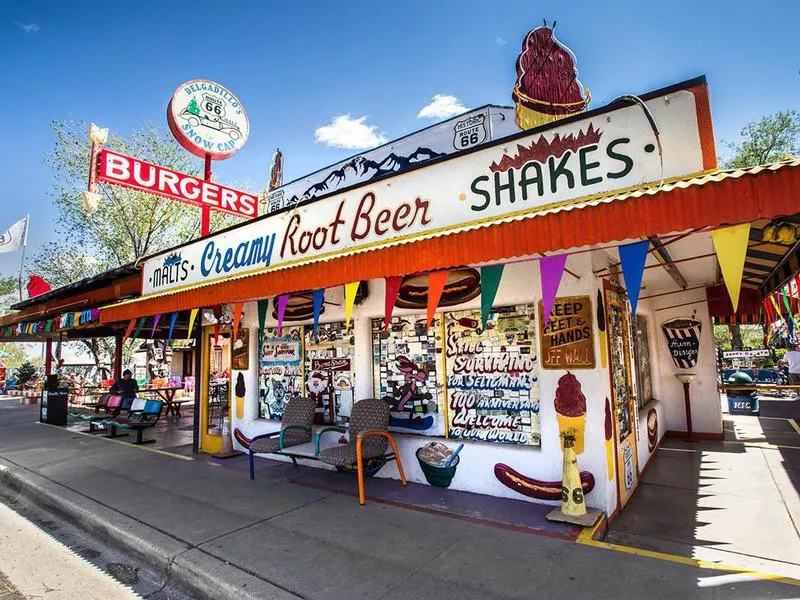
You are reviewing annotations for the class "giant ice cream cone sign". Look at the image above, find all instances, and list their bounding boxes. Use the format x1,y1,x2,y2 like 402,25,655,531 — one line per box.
512,22,590,130
554,372,587,455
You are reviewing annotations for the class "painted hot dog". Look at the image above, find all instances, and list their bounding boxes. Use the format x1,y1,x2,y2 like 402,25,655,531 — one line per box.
494,463,595,500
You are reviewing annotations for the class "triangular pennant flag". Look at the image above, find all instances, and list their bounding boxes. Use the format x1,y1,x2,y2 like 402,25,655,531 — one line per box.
213,305,221,345
711,223,751,312
186,308,199,340
480,265,504,328
123,319,136,342
384,276,403,331
276,295,289,336
539,254,567,329
618,240,650,314
344,282,360,330
312,289,325,336
167,312,178,342
771,294,788,329
257,299,268,335
426,271,450,330
150,313,162,338
232,302,243,341
132,317,145,339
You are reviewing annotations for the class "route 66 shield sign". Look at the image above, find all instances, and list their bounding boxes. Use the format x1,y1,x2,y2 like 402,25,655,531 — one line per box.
453,113,488,150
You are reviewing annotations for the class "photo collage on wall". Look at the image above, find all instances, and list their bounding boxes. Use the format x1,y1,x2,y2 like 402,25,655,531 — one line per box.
371,315,446,436
445,306,540,446
259,327,303,420
304,322,355,425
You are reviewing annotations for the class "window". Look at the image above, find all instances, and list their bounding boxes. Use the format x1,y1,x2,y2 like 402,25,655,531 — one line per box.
633,314,654,408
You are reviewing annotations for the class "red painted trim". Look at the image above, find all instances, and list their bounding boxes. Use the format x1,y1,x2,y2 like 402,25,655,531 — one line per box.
688,83,717,171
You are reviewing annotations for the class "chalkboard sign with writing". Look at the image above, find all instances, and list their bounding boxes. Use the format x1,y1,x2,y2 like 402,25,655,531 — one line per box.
538,296,596,369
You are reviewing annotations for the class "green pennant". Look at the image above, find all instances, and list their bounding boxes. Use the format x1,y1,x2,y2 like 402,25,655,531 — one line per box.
480,265,505,328
131,317,145,339
257,299,269,335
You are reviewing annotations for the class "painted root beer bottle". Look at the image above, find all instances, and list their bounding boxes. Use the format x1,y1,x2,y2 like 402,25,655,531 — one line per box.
561,433,586,516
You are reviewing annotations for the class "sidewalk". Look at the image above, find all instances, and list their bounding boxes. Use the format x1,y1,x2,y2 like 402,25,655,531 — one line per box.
0,403,798,600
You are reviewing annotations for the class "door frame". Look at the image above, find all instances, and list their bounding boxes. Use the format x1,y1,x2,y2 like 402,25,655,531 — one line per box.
200,328,232,454
602,280,640,512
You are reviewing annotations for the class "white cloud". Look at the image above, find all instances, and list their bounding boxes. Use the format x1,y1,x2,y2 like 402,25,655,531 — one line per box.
496,37,507,46
314,114,387,150
14,22,39,33
417,94,469,119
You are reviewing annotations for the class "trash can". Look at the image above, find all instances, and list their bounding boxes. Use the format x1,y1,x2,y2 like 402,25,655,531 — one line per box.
40,388,69,426
726,371,759,415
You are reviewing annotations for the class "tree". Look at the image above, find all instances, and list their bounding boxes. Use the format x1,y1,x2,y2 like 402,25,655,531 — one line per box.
0,343,31,368
31,120,243,369
723,110,800,169
16,360,37,389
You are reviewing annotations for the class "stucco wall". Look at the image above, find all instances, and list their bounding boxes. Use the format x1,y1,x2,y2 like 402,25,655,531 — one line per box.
227,253,619,514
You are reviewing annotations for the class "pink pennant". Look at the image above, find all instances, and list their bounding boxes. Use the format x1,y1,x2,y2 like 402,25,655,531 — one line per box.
150,314,161,338
540,254,568,329
276,295,289,336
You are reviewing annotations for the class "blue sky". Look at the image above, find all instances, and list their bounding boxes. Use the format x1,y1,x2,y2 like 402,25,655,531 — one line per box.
1,0,798,281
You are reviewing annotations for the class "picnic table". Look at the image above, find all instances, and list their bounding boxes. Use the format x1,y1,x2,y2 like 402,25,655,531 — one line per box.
141,385,186,417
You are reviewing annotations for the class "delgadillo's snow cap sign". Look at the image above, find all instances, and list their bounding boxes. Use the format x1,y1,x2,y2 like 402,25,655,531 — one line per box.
167,80,250,160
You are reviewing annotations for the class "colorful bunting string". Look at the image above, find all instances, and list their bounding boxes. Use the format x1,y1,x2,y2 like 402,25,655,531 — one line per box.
539,254,567,328
426,271,450,329
480,265,504,329
618,240,650,314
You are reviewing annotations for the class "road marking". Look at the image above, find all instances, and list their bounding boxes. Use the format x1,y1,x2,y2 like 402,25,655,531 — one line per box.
577,520,800,587
789,419,800,436
39,423,194,461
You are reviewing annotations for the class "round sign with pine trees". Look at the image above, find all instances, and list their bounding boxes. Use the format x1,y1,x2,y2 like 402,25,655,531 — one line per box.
167,80,250,160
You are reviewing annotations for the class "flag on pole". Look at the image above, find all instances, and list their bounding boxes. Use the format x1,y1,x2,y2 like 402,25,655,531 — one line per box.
0,216,27,254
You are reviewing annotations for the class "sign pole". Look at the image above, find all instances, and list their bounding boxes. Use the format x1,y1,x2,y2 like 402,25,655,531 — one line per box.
202,154,212,236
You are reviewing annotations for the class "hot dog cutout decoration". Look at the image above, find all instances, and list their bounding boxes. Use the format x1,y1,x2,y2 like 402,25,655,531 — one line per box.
494,463,595,501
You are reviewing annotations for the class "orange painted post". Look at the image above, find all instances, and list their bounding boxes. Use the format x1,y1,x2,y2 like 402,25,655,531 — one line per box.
356,437,366,505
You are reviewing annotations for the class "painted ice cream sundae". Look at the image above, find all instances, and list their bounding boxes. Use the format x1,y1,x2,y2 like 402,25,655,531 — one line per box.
512,22,590,130
554,372,587,455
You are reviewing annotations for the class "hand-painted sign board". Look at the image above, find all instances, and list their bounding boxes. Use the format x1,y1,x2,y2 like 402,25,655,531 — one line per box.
141,78,713,297
722,349,769,359
538,296,595,369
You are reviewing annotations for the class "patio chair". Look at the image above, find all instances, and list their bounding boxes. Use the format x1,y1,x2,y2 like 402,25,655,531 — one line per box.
101,399,163,444
316,398,407,505
248,396,315,480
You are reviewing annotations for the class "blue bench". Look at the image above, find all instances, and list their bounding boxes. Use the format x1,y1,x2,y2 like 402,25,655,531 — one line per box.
101,399,163,444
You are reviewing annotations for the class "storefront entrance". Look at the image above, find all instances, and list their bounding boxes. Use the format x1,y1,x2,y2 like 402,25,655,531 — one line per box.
200,330,231,454
603,282,640,510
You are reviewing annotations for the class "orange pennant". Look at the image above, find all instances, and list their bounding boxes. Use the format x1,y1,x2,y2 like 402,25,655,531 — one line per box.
426,271,450,330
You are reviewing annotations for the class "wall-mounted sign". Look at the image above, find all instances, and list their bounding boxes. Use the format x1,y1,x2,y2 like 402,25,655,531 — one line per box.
538,296,595,369
263,107,519,214
722,349,769,359
232,328,249,370
661,317,702,369
167,80,250,160
97,150,258,218
444,306,540,446
142,79,712,297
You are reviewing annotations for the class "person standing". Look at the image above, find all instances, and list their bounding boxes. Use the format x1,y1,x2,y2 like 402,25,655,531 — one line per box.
782,344,800,385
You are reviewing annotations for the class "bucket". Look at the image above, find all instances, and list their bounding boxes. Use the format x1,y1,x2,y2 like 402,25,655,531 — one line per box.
416,448,459,488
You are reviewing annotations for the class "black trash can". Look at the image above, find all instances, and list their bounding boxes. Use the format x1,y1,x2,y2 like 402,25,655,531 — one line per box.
40,388,69,426
726,371,759,415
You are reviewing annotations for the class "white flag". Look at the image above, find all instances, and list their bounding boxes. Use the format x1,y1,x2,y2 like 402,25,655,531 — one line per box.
0,216,28,254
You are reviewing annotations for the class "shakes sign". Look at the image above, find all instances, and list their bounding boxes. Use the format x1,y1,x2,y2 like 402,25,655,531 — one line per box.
141,79,714,296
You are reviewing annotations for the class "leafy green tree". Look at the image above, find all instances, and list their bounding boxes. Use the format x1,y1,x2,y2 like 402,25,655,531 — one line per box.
723,110,800,169
187,97,201,116
0,276,15,297
30,121,242,368
0,343,31,368
16,360,37,389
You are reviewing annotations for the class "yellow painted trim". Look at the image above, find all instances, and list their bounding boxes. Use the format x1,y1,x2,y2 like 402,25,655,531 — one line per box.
115,169,715,308
200,330,232,454
576,532,800,587
789,419,800,436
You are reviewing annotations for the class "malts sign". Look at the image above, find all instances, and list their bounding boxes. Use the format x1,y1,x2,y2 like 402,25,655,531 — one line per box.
97,150,258,218
141,78,714,297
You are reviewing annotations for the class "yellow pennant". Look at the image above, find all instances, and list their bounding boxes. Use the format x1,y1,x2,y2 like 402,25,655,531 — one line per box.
186,308,199,340
344,282,360,330
711,223,751,312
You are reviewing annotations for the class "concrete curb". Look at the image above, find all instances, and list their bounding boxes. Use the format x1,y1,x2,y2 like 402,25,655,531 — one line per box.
0,458,301,600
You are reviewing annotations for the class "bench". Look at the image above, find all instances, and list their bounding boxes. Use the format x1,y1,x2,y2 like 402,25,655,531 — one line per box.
100,399,163,444
70,395,125,432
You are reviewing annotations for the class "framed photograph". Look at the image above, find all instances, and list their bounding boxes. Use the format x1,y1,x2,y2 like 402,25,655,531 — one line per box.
232,328,250,370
